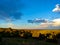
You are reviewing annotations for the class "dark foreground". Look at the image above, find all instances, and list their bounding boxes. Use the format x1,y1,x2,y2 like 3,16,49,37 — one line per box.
0,38,60,45
0,28,60,45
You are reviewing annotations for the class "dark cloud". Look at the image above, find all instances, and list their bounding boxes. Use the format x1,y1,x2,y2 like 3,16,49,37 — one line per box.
0,0,24,21
28,20,34,23
28,18,48,23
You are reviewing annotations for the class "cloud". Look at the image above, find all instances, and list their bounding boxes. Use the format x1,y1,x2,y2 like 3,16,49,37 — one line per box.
0,23,14,28
0,18,60,29
52,18,60,26
0,0,24,22
52,4,60,12
7,23,15,28
39,18,60,29
0,22,19,29
27,18,60,29
28,18,48,23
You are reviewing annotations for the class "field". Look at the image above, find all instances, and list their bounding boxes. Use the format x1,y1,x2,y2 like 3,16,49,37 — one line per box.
0,28,60,45
0,28,60,37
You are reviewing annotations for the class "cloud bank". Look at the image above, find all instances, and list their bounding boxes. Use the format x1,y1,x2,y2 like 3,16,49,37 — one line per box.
39,18,60,29
0,18,60,29
27,18,60,29
0,0,24,22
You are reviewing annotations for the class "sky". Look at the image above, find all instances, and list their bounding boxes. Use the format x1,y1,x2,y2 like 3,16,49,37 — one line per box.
0,0,60,29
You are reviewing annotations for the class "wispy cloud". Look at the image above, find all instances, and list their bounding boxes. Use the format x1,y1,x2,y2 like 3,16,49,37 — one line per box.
52,4,60,12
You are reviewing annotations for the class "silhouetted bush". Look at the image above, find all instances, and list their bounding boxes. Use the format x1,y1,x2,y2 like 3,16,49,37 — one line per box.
0,32,2,42
12,30,20,37
45,33,51,39
56,33,60,39
23,31,32,39
46,38,58,43
1,30,5,37
4,31,10,37
39,33,46,40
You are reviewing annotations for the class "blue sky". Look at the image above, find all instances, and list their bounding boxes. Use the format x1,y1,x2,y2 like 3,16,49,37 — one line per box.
0,0,60,29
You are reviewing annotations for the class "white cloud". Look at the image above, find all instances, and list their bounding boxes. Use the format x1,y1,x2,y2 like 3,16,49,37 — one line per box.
38,18,60,29
0,23,17,29
6,23,15,28
52,18,60,26
52,4,60,12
